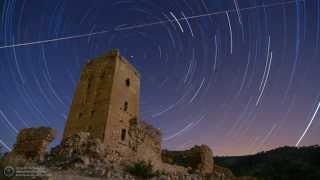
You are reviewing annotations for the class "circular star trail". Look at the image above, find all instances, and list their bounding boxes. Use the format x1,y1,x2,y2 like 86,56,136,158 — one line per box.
0,0,319,155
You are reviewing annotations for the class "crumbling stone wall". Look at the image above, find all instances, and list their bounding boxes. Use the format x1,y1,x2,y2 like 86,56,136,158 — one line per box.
128,121,163,168
162,145,214,175
48,132,111,176
51,132,105,159
11,127,56,161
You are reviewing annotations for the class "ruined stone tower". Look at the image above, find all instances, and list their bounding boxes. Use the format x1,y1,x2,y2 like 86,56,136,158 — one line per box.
63,49,140,151
8,49,215,176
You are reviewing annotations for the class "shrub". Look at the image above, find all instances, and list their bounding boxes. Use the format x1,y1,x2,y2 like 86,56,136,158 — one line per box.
0,145,3,168
127,160,158,179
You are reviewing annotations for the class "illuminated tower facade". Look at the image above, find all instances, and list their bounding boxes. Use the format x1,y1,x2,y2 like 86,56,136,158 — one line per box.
63,49,140,150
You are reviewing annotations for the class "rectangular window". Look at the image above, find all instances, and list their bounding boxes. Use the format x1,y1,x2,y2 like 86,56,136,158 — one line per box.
121,129,126,141
124,101,128,111
126,78,130,87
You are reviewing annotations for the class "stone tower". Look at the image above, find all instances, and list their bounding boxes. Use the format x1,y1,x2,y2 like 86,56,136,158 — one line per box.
63,49,140,151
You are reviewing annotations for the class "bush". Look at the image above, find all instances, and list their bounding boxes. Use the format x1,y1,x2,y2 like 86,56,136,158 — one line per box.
0,145,4,159
0,145,3,168
127,160,158,179
0,145,7,169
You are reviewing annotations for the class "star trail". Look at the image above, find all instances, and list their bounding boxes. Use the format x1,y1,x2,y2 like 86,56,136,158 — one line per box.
0,0,319,156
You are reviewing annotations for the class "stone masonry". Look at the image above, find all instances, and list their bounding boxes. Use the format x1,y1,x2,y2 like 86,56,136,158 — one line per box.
162,145,214,175
127,120,163,168
63,49,140,161
11,127,56,161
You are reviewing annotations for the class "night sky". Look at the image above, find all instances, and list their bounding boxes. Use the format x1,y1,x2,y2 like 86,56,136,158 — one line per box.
0,0,319,156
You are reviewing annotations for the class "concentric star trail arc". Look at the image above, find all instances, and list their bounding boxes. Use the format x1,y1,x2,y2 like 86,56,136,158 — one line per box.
296,101,320,146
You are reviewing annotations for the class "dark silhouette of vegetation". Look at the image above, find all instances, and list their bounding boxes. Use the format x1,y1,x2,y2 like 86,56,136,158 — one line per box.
0,145,4,164
127,160,165,179
0,145,3,159
214,145,320,180
0,145,5,173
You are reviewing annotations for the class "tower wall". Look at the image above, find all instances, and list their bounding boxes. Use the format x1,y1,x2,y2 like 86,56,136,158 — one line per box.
62,51,140,156
104,56,140,150
63,56,116,140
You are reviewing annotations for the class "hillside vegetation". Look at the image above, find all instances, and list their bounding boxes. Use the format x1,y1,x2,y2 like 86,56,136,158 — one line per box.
214,145,320,180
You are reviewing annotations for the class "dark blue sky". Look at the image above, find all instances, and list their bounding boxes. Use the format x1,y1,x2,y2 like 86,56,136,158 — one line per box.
0,0,319,155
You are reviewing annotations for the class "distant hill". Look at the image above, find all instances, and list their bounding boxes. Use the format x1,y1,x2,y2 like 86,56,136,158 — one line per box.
214,145,320,180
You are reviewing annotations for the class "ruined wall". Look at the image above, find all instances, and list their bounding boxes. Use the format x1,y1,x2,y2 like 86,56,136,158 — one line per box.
11,127,56,161
128,121,163,168
162,145,214,175
49,132,110,172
